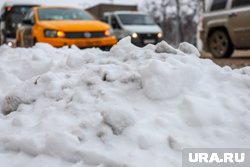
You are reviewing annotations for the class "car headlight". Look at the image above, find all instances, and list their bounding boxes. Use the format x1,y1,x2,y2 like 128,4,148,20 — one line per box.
157,32,163,38
104,29,114,37
7,41,14,47
44,30,57,37
131,32,138,38
44,30,65,38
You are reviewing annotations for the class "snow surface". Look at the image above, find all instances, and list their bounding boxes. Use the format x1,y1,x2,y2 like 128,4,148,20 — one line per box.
0,37,250,167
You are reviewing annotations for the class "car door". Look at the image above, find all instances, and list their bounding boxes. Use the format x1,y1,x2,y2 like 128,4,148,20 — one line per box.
110,15,124,40
228,0,250,48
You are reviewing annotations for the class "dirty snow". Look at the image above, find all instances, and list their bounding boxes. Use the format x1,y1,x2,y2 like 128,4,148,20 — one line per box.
0,37,250,167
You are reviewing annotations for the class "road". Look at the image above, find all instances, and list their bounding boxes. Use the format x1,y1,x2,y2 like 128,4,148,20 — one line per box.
201,50,250,69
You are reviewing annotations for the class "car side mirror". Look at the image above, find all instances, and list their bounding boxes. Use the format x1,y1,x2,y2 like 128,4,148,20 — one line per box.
22,19,34,25
100,18,105,22
111,21,120,30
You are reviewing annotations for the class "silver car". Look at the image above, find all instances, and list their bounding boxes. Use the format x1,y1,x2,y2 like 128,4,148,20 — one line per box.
198,0,250,58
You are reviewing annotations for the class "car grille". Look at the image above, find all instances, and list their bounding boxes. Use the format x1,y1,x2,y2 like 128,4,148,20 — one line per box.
65,32,105,38
135,33,158,46
139,33,157,41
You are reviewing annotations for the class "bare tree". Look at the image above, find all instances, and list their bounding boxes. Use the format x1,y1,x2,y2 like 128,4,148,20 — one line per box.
174,0,184,43
160,0,172,42
200,0,206,12
141,0,202,45
141,0,176,44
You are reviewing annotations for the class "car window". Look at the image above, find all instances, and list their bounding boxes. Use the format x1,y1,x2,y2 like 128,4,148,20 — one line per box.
27,10,34,20
24,10,31,20
38,8,93,21
24,9,35,22
111,15,121,29
11,6,33,15
2,5,35,21
232,0,250,8
210,0,227,11
117,14,156,25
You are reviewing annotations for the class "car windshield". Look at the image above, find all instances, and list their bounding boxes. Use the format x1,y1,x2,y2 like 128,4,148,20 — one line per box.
118,14,156,25
11,6,35,15
38,8,94,21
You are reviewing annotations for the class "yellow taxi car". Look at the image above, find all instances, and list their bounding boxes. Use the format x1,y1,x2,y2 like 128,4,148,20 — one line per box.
16,6,117,49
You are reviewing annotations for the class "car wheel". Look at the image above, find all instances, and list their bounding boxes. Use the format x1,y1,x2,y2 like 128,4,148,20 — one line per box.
16,40,20,47
208,30,234,58
32,38,37,46
16,33,21,47
0,32,4,45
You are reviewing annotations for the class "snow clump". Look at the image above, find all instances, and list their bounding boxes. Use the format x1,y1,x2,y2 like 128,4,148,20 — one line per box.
0,37,249,167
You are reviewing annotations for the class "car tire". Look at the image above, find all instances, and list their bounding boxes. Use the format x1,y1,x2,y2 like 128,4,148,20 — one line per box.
32,38,37,47
0,32,4,45
208,29,234,58
16,40,20,47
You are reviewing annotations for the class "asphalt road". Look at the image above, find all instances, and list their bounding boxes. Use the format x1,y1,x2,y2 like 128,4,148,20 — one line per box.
201,50,250,69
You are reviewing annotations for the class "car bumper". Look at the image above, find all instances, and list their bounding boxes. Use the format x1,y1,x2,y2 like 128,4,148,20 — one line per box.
38,36,117,48
199,30,208,51
131,38,162,47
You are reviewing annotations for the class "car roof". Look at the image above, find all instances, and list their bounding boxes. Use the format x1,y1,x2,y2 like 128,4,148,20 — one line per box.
34,6,81,10
104,11,147,15
0,1,40,16
2,0,40,7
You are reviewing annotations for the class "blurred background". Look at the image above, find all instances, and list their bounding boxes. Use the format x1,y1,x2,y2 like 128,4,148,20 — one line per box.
0,0,208,46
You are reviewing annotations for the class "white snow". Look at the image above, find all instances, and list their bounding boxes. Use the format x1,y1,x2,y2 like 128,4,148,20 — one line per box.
0,37,250,167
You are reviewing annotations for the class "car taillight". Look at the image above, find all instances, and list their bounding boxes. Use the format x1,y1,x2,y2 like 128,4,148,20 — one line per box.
6,6,11,12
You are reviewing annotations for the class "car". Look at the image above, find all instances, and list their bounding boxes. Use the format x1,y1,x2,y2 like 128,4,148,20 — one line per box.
198,0,250,58
0,2,39,46
102,11,163,47
16,6,117,49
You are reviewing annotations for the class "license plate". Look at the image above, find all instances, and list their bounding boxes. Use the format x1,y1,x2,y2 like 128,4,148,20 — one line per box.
86,41,101,46
75,40,101,47
143,39,156,44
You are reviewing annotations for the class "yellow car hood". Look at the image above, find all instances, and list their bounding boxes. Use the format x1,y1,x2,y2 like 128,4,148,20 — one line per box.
38,20,110,31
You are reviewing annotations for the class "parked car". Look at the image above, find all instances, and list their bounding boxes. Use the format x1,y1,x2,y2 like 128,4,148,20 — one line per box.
198,0,250,58
102,11,163,47
16,6,117,49
0,2,39,46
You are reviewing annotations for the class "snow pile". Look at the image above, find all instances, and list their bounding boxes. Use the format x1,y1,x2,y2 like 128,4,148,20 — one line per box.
0,37,250,167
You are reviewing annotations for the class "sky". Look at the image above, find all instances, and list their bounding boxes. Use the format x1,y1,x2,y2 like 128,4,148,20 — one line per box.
0,0,141,9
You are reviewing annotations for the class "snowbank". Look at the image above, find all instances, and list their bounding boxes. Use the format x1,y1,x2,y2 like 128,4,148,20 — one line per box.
0,38,250,167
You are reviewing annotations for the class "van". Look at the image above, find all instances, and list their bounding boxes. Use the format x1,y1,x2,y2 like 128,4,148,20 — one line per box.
102,11,163,47
0,2,39,46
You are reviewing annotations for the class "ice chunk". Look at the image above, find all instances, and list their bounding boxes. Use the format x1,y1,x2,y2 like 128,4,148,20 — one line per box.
102,109,135,135
155,41,178,54
1,95,23,115
178,42,200,57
